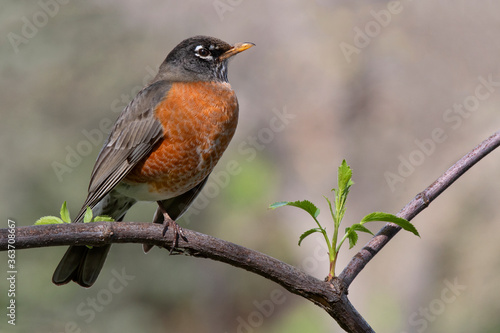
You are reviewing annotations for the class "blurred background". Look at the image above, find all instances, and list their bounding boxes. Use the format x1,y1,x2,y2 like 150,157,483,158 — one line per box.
2,0,500,332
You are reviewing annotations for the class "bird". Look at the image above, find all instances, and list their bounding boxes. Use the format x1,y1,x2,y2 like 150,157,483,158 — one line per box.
52,35,254,287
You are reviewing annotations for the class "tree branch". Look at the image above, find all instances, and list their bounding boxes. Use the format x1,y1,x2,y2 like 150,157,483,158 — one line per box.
339,130,500,286
0,222,372,332
1,130,499,332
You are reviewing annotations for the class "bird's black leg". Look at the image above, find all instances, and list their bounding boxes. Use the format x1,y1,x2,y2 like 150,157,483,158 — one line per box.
156,201,187,254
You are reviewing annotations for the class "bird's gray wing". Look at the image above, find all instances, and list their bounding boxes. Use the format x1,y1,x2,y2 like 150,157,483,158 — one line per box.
74,80,172,222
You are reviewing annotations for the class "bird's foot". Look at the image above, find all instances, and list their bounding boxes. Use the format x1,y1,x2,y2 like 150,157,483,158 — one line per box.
162,215,187,254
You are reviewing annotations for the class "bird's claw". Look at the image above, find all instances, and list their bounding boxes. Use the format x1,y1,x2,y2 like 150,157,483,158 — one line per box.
162,217,187,254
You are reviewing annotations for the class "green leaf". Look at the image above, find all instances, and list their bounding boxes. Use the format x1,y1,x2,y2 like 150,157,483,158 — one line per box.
324,195,338,226
83,207,93,223
93,215,115,222
361,212,420,237
269,200,320,219
332,160,353,226
342,224,374,250
345,226,359,249
35,216,64,225
60,201,71,223
337,160,354,193
298,228,322,246
324,196,334,215
269,201,290,209
349,223,374,235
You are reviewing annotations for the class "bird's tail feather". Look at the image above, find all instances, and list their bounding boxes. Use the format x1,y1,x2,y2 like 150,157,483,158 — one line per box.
52,190,136,287
52,245,111,288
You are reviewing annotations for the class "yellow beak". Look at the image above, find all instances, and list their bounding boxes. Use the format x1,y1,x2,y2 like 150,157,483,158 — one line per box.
220,42,255,60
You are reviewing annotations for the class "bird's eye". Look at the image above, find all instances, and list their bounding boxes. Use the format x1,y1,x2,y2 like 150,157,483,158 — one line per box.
197,47,210,58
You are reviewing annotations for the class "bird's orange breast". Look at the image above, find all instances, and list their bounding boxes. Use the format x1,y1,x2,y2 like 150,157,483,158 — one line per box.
123,81,238,199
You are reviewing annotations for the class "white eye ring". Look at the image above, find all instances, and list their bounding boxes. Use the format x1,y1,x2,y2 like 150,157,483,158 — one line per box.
195,45,212,60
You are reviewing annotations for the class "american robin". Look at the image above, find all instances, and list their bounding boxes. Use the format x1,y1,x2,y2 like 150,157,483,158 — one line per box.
52,36,254,287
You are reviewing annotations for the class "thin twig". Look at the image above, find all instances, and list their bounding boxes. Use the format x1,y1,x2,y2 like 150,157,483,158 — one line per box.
339,131,500,287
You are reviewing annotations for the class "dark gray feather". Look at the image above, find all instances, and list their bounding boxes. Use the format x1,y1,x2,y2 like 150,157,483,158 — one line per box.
74,80,172,223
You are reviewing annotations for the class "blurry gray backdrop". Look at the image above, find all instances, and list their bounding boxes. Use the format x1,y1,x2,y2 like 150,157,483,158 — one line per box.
2,1,500,332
